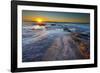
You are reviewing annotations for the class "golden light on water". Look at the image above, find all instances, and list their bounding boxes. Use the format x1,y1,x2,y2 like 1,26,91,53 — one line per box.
32,25,45,29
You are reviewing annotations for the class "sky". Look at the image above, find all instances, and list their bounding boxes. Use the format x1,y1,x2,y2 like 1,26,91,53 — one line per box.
22,10,90,23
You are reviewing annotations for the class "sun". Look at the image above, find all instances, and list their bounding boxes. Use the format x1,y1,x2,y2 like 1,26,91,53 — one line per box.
35,18,46,26
33,17,48,26
36,18,43,23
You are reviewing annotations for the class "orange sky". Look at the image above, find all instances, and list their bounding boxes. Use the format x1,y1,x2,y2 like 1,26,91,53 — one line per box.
23,16,89,23
22,10,90,23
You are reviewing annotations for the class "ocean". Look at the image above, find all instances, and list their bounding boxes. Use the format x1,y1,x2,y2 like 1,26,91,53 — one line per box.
22,22,90,62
